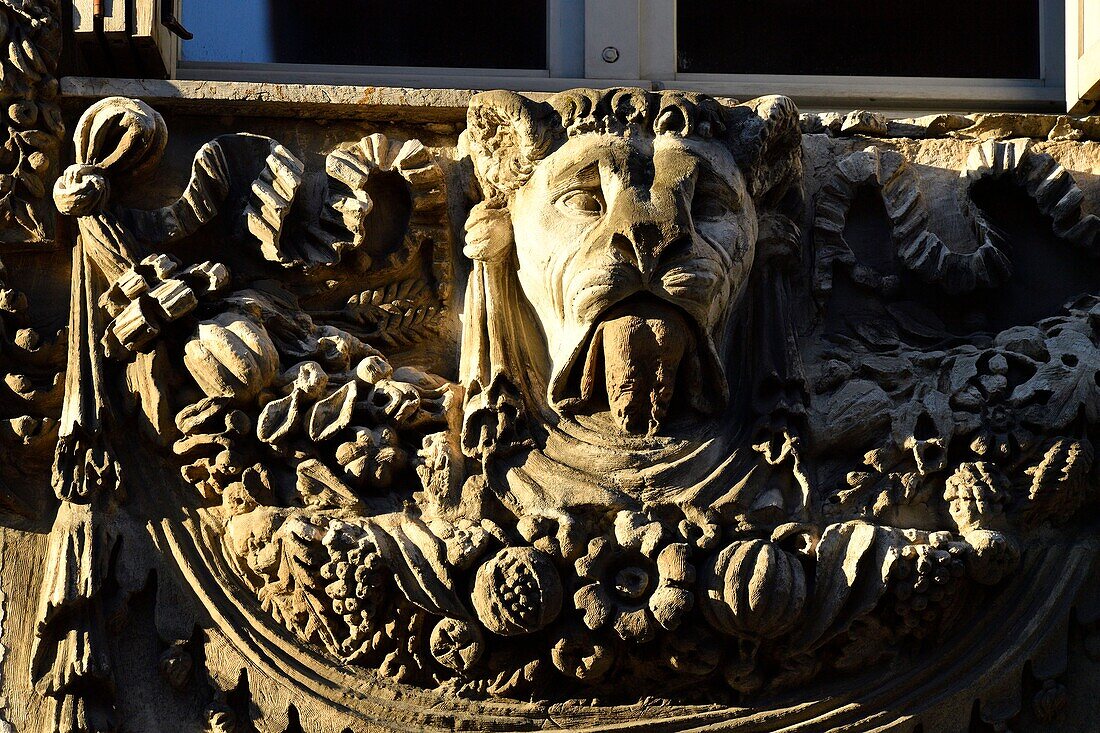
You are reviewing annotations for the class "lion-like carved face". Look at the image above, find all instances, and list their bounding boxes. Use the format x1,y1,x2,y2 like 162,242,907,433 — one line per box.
511,132,757,434
464,89,802,440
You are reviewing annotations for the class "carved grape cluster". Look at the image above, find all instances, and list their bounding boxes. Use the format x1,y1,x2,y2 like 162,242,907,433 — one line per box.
889,539,967,637
500,557,538,621
320,525,391,661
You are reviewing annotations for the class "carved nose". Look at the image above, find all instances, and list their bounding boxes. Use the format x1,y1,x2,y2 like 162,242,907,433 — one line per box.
611,222,692,278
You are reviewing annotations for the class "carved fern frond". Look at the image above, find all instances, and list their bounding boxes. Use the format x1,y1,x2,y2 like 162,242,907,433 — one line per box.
373,305,442,348
343,278,443,347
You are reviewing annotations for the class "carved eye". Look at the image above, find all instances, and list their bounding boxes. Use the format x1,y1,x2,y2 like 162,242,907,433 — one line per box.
556,189,605,217
692,177,739,221
692,197,730,220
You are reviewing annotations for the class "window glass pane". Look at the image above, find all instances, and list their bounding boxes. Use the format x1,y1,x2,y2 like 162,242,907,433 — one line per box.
183,0,548,69
676,1,1041,79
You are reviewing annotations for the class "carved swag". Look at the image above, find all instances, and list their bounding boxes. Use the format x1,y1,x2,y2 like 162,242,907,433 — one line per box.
20,88,1100,730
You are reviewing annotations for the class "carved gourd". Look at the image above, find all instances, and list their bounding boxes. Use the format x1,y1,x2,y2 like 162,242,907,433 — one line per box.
472,546,562,636
184,313,279,403
700,540,806,640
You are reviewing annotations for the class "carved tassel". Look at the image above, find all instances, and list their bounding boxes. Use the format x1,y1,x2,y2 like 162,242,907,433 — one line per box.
32,501,117,733
34,97,167,733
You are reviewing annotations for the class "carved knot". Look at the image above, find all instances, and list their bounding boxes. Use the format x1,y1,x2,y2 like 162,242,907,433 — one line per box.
52,96,168,219
53,163,109,217
463,201,513,263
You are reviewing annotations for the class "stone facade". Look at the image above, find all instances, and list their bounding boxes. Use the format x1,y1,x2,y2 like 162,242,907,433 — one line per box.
0,7,1099,732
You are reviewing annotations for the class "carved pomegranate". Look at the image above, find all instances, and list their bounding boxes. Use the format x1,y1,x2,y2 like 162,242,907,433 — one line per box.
184,313,279,403
473,546,562,636
700,540,806,640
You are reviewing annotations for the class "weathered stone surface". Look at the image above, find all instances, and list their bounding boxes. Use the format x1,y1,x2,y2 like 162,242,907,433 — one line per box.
0,0,63,249
60,78,480,122
0,58,1100,733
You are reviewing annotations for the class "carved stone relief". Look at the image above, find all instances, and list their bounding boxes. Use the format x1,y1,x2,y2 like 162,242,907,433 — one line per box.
0,0,61,247
1,44,1100,733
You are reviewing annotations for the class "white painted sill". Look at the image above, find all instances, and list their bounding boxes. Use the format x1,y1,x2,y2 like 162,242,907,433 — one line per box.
59,77,1071,124
174,62,1068,115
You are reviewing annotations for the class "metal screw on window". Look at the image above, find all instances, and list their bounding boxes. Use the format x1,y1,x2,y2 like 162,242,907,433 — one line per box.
602,46,620,64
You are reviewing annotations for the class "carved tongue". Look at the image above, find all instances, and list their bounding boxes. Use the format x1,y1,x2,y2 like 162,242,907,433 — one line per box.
579,300,693,435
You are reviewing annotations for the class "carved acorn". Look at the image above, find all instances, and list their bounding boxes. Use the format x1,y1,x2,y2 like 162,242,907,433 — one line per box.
472,546,562,636
700,539,806,640
184,313,279,403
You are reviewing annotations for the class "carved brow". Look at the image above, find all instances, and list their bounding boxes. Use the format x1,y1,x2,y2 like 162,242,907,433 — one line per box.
653,148,726,193
548,160,602,198
689,155,740,203
691,154,736,187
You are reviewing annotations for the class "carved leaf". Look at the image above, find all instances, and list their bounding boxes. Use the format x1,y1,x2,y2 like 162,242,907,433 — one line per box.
272,518,342,650
344,278,443,348
306,381,358,442
1011,328,1100,429
294,458,362,512
257,391,304,444
795,521,902,649
1025,437,1095,523
124,343,176,446
885,301,948,341
362,515,470,620
810,379,892,452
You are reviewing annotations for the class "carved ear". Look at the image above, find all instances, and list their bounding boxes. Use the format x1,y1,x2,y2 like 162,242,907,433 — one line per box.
727,95,803,208
466,90,556,197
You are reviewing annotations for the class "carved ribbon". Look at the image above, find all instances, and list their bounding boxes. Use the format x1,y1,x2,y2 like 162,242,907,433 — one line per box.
52,98,166,490
458,199,536,460
34,96,306,733
32,98,166,733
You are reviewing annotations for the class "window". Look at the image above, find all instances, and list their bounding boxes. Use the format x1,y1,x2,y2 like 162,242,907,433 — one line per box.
1067,0,1100,112
178,0,584,86
676,1,1041,79
183,2,547,70
582,0,1066,110
75,0,1093,112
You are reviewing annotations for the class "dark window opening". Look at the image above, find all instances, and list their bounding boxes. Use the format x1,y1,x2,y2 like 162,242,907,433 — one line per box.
184,0,548,70
677,0,1042,79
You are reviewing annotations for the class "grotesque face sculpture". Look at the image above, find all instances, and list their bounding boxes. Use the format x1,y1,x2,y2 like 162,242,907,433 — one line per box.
464,89,801,439
511,131,757,434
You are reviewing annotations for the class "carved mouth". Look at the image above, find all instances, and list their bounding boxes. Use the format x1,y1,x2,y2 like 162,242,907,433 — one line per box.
551,294,728,435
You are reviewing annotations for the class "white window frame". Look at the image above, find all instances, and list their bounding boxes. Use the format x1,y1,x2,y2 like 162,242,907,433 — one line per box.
601,0,1067,111
1066,0,1100,112
175,0,1069,112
